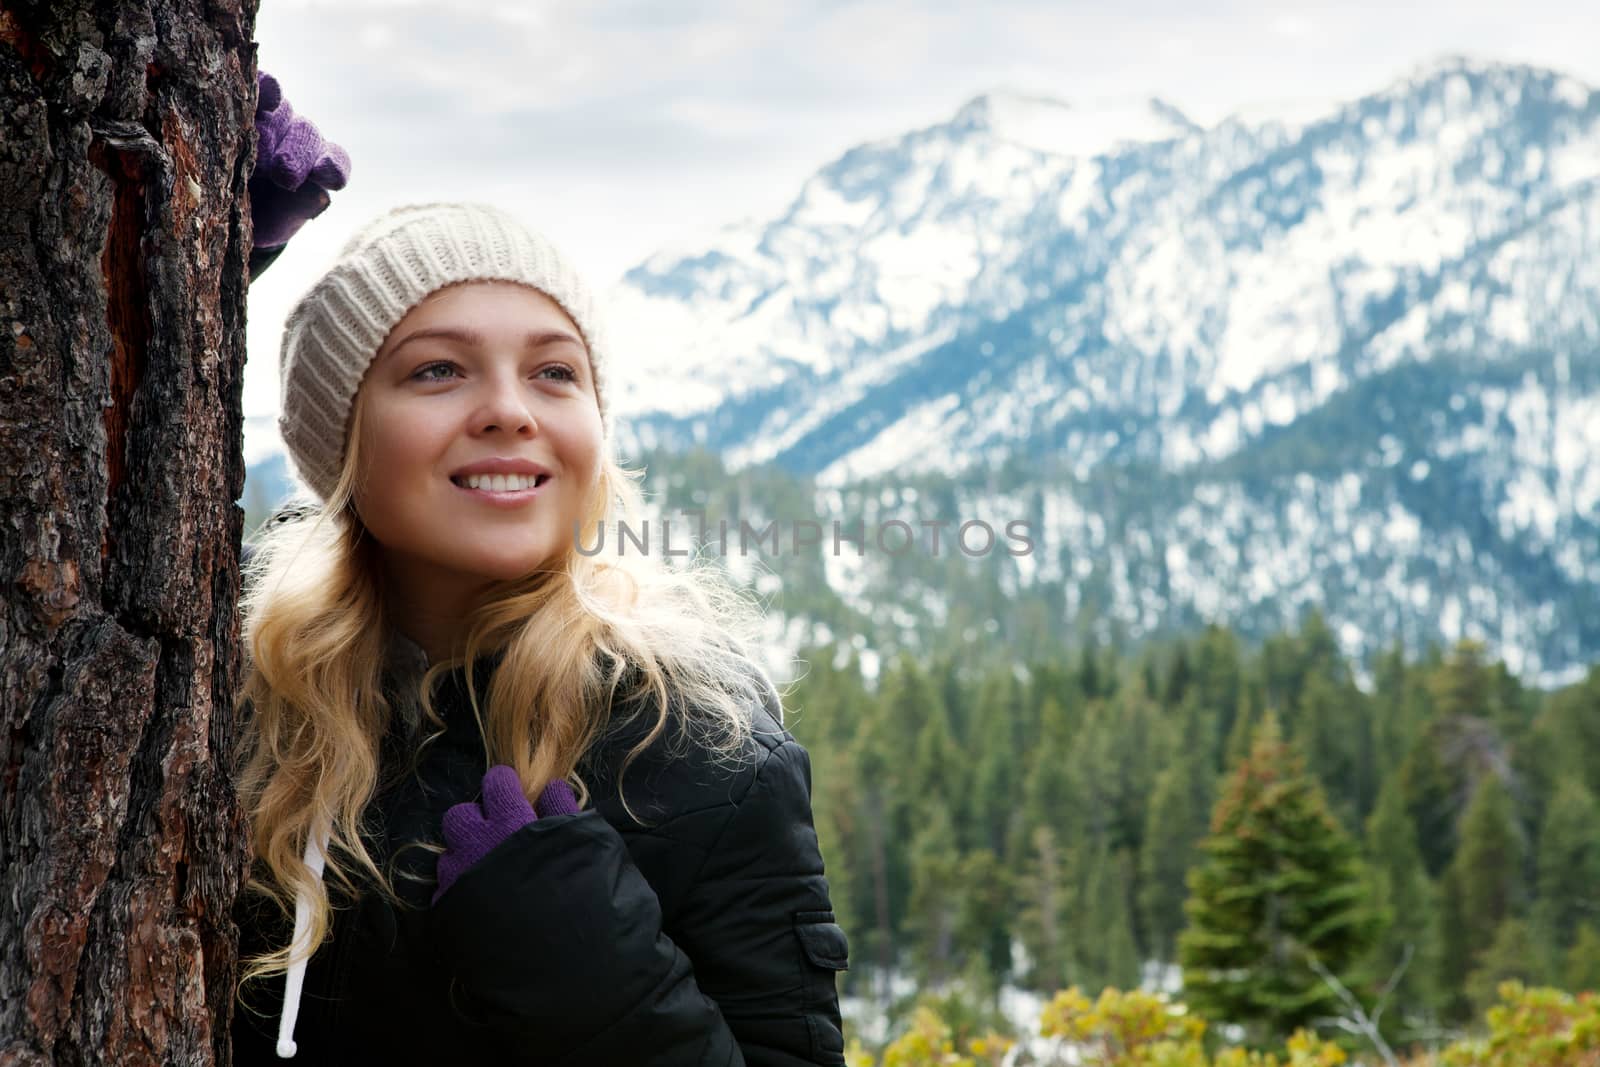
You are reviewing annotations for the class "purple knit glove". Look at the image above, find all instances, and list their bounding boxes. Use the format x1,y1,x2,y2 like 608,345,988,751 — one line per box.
248,70,351,278
433,765,580,905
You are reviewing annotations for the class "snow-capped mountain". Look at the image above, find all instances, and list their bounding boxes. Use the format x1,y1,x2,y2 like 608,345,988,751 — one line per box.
609,57,1597,485
593,56,1600,680
245,57,1600,680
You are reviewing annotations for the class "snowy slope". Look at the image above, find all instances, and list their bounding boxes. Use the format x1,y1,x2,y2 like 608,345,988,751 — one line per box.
244,58,1600,678
607,58,1599,489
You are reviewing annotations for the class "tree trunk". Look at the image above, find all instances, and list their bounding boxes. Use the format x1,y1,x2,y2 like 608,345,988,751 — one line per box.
1,2,257,1063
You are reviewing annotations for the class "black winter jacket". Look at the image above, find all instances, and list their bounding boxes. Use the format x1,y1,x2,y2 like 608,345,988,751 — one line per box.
230,640,848,1065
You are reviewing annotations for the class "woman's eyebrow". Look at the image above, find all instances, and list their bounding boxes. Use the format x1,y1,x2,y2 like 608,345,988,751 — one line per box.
385,326,583,361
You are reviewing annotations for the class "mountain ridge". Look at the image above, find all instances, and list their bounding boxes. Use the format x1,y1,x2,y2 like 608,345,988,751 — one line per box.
244,56,1600,681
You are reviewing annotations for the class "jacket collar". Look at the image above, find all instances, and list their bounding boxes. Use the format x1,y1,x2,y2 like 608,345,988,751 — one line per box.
381,629,508,726
383,629,509,676
384,627,432,678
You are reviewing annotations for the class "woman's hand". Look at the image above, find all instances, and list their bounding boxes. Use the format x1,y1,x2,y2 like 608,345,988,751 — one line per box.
248,70,351,281
434,765,579,905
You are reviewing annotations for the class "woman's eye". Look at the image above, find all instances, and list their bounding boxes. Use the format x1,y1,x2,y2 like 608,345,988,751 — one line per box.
410,362,577,383
412,361,458,382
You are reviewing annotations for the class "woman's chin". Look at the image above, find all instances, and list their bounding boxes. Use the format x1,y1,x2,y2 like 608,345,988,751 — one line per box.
459,552,563,584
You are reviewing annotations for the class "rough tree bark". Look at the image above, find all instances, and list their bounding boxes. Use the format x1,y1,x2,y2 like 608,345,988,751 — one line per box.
1,1,257,1063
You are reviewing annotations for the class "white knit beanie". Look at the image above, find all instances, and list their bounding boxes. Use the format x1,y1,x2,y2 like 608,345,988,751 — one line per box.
277,201,610,503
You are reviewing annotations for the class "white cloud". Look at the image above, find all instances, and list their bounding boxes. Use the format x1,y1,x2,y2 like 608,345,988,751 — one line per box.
1270,14,1316,39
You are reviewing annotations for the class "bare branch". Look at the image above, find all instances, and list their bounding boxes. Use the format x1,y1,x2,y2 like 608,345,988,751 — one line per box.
1368,942,1415,1032
1296,942,1400,1067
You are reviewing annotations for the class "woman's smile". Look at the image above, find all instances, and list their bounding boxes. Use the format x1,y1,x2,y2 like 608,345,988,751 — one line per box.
449,472,554,507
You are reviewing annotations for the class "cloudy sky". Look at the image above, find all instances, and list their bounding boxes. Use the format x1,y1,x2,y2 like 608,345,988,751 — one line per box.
243,0,1600,426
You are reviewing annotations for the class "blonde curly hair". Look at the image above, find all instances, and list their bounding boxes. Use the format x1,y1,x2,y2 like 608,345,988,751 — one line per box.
233,381,773,990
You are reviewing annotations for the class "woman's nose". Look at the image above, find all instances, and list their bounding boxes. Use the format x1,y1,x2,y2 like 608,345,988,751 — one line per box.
473,372,538,435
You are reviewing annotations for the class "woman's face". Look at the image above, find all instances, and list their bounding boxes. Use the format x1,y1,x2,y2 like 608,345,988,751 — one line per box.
352,281,604,605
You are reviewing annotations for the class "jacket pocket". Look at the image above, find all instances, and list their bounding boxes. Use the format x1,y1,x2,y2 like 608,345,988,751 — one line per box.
793,911,849,1064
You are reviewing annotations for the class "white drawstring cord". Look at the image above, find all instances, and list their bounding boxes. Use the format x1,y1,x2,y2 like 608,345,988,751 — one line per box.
276,820,330,1058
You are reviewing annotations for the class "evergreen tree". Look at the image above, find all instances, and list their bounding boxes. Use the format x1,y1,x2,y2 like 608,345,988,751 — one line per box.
1162,643,1195,708
1464,918,1541,1018
1397,725,1466,878
1075,683,1175,969
1362,778,1441,1028
1426,640,1495,722
1027,661,1080,749
904,802,966,986
1016,825,1075,992
1431,864,1473,1022
1296,669,1369,830
910,693,968,842
1014,693,1083,992
1565,923,1600,992
1253,610,1345,735
1398,646,1522,879
1452,774,1528,970
881,655,945,758
1139,650,1163,711
1076,842,1141,994
779,631,1600,1019
1139,700,1214,962
1075,643,1108,702
932,654,971,747
1371,641,1428,784
1533,666,1600,809
1191,624,1245,771
1014,695,1077,858
1531,778,1600,981
1070,688,1158,855
1178,714,1380,1045
1224,672,1265,770
1258,632,1308,725
954,847,1014,986
968,667,1024,856
852,677,914,986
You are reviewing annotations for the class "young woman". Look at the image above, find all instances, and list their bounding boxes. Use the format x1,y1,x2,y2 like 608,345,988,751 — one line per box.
230,202,849,1065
